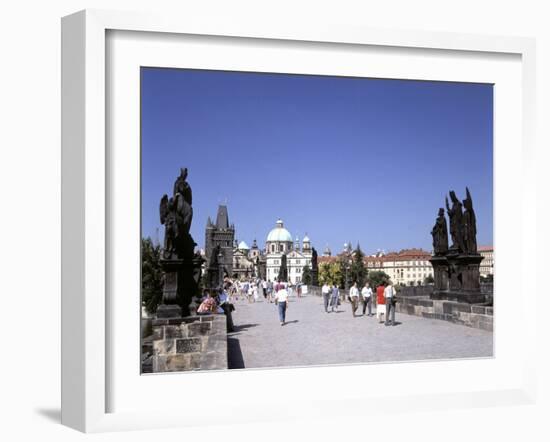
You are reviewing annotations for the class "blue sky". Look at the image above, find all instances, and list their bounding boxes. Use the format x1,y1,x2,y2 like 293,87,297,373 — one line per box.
141,68,493,254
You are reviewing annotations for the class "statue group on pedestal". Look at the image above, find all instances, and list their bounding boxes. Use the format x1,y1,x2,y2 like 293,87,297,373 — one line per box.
157,168,204,317
431,187,477,256
429,187,484,302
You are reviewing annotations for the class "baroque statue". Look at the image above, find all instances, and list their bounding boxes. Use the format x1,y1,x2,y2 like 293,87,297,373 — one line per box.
462,187,477,254
278,253,288,282
431,208,449,256
159,168,196,260
311,247,318,271
446,190,466,253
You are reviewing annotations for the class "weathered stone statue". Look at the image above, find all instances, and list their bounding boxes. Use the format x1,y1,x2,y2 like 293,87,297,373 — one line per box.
159,195,177,259
278,253,288,282
311,247,319,286
311,247,318,270
462,187,477,254
446,191,466,253
159,167,196,260
156,168,202,317
431,208,449,256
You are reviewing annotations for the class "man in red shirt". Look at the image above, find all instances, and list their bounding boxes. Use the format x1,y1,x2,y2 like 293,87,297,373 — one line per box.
376,284,386,323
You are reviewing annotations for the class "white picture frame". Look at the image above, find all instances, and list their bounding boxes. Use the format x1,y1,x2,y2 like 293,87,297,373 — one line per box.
61,9,537,433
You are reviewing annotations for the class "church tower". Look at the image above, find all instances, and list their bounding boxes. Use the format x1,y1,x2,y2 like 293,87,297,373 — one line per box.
205,205,235,276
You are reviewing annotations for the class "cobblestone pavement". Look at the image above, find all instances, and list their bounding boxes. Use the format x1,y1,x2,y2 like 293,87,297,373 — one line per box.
227,293,493,369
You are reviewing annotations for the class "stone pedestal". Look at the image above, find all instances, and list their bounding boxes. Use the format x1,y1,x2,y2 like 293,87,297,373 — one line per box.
151,315,228,373
158,257,202,317
447,253,483,291
429,255,449,291
430,252,485,304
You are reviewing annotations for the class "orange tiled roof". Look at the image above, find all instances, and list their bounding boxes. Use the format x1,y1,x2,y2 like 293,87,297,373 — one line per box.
477,245,493,252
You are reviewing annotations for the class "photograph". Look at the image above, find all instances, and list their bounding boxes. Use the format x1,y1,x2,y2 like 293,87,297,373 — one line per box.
140,67,494,374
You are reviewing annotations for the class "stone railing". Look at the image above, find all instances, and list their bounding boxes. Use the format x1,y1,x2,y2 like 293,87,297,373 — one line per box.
397,285,434,297
395,295,493,331
151,314,227,373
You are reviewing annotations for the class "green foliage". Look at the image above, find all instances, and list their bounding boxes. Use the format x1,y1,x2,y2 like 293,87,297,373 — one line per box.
318,261,343,287
349,245,368,287
302,265,312,285
142,237,163,314
367,270,391,289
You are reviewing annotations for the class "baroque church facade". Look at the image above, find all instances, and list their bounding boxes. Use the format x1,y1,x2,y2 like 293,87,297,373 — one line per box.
204,207,313,284
265,219,313,284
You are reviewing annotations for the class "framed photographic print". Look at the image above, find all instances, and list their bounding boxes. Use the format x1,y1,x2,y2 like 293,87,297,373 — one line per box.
61,9,537,433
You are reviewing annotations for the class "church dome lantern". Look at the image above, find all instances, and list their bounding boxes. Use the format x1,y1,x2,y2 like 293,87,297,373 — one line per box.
266,219,293,243
266,219,293,254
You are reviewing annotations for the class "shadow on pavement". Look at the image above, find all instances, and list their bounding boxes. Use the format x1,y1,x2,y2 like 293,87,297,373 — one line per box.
230,323,259,333
284,320,299,325
227,337,245,369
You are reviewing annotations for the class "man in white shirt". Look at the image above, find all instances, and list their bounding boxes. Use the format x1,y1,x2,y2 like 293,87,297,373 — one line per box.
321,283,331,313
384,281,396,326
361,282,373,316
275,284,289,325
349,282,360,317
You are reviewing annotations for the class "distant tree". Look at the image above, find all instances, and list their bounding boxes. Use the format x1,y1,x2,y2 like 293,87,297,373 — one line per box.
319,261,343,287
318,262,330,286
302,265,312,285
424,275,435,285
142,237,163,314
367,270,391,290
349,244,368,287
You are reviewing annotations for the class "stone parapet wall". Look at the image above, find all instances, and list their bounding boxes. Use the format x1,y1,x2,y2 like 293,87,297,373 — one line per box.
395,295,493,331
151,314,227,373
307,286,321,297
397,285,434,297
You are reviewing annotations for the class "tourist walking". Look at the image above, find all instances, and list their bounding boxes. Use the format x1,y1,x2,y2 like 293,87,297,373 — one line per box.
330,284,340,312
274,283,289,325
241,280,249,300
384,281,396,326
321,283,331,313
267,280,274,303
361,282,373,316
253,282,259,302
349,282,360,317
376,283,386,323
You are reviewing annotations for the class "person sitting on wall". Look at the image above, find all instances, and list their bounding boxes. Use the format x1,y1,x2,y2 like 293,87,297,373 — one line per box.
197,291,218,315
